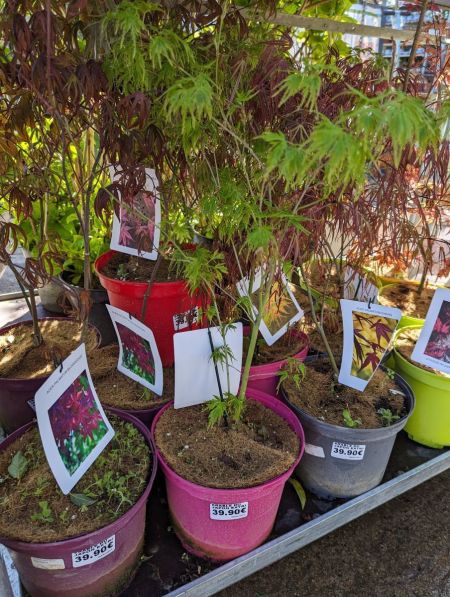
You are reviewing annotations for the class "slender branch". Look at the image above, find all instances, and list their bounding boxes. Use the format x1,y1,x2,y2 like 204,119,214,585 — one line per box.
403,0,429,92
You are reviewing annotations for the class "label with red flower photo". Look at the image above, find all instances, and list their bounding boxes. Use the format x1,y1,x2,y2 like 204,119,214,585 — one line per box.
339,300,402,391
411,288,450,376
109,166,161,260
107,305,163,395
34,344,115,495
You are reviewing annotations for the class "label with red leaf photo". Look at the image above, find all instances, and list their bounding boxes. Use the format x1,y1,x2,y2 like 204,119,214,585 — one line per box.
339,299,402,391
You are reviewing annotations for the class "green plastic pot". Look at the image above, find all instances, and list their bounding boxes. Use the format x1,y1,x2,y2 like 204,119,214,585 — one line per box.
392,326,450,449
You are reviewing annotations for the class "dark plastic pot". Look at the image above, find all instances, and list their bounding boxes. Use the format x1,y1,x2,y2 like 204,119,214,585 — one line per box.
0,411,157,597
282,359,415,499
95,250,208,366
107,402,169,427
0,318,101,434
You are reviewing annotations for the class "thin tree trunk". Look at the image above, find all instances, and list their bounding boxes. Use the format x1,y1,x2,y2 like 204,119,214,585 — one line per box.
403,0,429,92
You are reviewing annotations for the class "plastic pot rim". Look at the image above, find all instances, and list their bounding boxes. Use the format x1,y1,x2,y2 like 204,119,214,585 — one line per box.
0,317,101,384
151,389,305,497
0,409,157,550
282,356,415,439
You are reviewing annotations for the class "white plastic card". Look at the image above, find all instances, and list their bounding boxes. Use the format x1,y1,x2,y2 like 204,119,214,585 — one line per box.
109,165,161,260
236,269,304,346
338,299,402,391
35,344,115,495
343,267,379,303
106,305,163,395
411,288,450,375
174,323,243,409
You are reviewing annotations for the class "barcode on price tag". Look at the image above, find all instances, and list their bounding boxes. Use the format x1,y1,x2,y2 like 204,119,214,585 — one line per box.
331,442,366,461
210,502,248,520
72,535,115,568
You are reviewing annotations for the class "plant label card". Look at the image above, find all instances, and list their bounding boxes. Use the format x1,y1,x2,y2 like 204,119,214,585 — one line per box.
411,288,450,375
343,267,379,303
174,323,243,409
236,269,304,346
339,300,402,391
106,305,163,395
34,344,114,495
109,166,161,260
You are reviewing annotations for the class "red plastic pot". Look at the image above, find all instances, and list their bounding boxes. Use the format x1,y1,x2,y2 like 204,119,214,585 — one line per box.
246,328,309,397
95,250,208,367
0,318,100,434
151,389,304,561
0,411,157,597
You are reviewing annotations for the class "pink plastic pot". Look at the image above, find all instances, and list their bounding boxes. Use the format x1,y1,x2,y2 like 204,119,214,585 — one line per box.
151,389,304,561
0,318,100,434
0,411,157,597
246,329,309,397
95,250,208,367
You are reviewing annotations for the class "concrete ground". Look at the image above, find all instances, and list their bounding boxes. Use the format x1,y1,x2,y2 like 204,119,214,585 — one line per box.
220,470,450,597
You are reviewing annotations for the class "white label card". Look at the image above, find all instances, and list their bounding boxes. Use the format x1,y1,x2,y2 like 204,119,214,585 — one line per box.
331,442,366,461
31,557,65,570
210,502,248,520
72,535,115,568
304,443,325,458
173,307,199,331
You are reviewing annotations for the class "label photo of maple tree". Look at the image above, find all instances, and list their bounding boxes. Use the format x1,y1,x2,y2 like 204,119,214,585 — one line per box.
48,371,109,476
118,191,157,253
424,300,450,364
352,313,399,380
116,321,156,384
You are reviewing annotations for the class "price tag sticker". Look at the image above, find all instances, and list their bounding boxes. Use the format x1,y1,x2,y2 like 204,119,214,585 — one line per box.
331,442,366,461
72,535,115,568
210,502,248,520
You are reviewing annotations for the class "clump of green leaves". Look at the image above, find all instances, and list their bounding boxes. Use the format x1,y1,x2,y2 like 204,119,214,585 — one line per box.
206,393,246,428
31,501,53,524
377,408,400,427
277,358,306,392
8,451,28,479
342,408,362,429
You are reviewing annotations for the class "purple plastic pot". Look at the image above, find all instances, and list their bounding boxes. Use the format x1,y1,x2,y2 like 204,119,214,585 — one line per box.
0,411,157,597
151,388,305,561
246,329,309,397
107,402,170,427
0,318,101,434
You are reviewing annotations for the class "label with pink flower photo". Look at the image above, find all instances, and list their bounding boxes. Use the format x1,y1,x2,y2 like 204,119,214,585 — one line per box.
34,344,115,495
109,166,161,260
107,305,163,395
339,300,402,391
411,288,450,376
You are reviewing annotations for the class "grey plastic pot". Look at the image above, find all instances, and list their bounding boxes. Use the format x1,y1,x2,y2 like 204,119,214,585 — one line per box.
0,410,157,597
282,360,415,499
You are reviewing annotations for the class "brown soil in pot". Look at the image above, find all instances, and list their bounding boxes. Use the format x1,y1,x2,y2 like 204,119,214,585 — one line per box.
0,320,98,379
379,283,435,319
395,328,450,378
244,327,308,365
101,252,181,283
89,345,173,410
0,416,151,543
155,400,299,489
282,360,406,429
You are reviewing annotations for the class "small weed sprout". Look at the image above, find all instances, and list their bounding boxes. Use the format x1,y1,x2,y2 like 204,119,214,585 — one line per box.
377,408,400,426
342,408,362,428
31,501,53,524
385,368,396,380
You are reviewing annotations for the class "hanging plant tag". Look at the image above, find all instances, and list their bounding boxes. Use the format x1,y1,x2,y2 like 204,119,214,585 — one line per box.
411,288,450,375
210,502,248,520
72,535,115,568
109,166,161,260
338,300,402,391
106,305,163,395
237,269,304,347
343,267,379,303
173,323,243,409
34,344,115,495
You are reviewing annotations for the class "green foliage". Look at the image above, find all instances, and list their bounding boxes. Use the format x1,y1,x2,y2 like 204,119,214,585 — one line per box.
288,477,307,510
8,451,28,480
377,408,400,427
31,501,53,524
206,392,246,428
174,246,227,294
209,343,235,366
277,358,306,392
342,408,362,429
69,493,97,507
